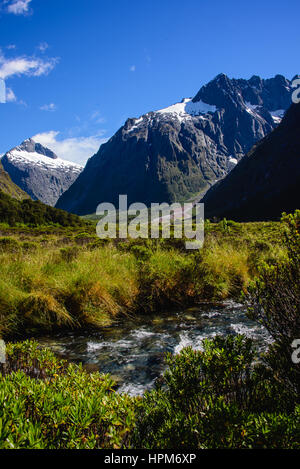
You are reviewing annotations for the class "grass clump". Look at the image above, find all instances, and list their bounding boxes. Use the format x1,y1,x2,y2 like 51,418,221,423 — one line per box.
139,248,196,309
18,292,74,333
0,237,21,253
0,189,86,227
0,245,139,337
0,218,289,338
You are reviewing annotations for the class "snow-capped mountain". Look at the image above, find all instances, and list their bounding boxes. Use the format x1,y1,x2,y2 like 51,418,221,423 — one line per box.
1,138,83,206
56,74,296,215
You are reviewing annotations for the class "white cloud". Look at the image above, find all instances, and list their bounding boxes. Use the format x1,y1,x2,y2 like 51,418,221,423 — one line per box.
0,54,58,79
40,103,56,112
32,131,108,166
129,65,136,72
5,0,32,15
6,87,16,102
0,49,58,104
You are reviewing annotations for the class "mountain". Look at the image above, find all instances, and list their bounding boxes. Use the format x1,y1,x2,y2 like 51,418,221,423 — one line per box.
202,102,300,221
0,160,29,201
1,139,83,206
56,74,295,215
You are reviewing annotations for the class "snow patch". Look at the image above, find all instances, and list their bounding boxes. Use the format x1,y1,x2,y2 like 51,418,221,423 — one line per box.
270,109,285,124
156,98,217,122
127,117,144,133
245,101,260,116
6,149,83,173
228,157,238,165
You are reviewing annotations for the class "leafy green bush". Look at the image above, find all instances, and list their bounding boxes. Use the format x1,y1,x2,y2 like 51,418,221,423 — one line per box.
0,341,137,449
245,211,300,395
133,336,300,449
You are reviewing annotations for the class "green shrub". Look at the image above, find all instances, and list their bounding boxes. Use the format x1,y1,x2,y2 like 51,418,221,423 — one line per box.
245,211,300,395
130,244,153,261
0,190,85,227
133,336,300,449
0,341,137,449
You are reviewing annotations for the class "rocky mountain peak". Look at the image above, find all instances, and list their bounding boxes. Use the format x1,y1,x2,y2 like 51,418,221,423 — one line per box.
17,138,58,160
192,74,293,111
192,73,243,108
56,73,297,215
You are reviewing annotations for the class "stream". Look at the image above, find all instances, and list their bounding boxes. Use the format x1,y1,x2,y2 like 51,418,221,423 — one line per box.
37,302,272,396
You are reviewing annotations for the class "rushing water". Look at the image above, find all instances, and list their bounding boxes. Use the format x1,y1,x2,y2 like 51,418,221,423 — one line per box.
37,302,271,396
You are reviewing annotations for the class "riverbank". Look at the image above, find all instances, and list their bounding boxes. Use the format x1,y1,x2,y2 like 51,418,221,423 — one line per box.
0,220,286,339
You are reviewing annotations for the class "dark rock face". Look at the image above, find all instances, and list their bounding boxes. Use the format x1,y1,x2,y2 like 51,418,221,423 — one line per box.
202,103,300,221
56,74,295,215
1,139,83,206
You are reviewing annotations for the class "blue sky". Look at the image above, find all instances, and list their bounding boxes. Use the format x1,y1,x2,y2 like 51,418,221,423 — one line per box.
0,0,299,164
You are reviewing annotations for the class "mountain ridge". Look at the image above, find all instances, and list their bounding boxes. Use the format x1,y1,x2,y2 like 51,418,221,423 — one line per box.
56,73,296,215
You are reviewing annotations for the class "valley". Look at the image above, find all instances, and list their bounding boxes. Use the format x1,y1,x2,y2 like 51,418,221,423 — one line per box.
0,12,299,449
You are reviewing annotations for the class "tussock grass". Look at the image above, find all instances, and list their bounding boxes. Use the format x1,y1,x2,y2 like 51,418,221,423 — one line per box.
0,220,287,338
197,240,251,298
0,245,139,337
